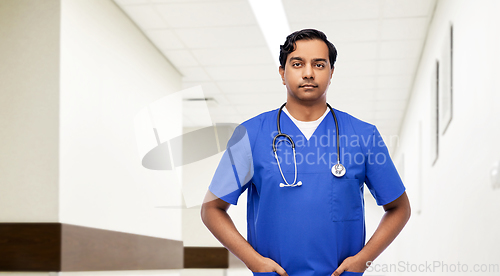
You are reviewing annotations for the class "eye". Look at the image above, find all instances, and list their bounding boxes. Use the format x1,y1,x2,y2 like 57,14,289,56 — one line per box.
292,62,301,67
315,63,325,68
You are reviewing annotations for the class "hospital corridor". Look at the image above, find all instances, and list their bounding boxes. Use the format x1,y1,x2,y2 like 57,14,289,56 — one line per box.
1,0,499,275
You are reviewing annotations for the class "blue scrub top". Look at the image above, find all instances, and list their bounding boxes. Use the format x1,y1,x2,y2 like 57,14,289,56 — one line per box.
209,107,406,276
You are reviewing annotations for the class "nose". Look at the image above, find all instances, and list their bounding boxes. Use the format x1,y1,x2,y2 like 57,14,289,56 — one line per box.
302,63,314,79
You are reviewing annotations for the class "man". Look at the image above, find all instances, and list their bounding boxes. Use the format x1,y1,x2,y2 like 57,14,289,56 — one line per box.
201,29,410,276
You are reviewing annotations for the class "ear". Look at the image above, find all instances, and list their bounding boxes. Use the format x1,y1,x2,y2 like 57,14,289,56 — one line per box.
329,66,334,84
279,66,285,85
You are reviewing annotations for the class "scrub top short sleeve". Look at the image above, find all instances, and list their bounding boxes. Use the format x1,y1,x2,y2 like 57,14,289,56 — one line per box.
208,124,253,205
364,126,406,206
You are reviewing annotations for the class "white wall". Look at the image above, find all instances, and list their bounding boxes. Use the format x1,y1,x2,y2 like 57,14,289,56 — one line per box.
0,0,184,240
58,270,181,276
181,125,248,248
385,0,500,275
0,0,60,222
59,0,183,240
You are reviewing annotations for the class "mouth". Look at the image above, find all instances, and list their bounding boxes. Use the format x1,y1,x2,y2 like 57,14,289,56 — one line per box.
300,84,318,89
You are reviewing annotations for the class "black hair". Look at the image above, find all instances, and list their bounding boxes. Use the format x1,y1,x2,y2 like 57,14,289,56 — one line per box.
279,29,337,69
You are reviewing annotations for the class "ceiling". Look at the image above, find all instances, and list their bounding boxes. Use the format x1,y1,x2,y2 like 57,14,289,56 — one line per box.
114,0,437,153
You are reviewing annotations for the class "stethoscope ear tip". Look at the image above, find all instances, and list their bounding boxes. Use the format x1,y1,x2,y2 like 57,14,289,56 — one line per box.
280,183,285,188
296,181,303,186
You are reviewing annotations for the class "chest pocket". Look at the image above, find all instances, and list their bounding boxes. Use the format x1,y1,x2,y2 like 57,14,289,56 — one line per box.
331,179,363,222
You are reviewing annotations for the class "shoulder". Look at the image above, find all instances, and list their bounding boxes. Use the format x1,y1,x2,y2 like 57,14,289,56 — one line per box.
232,108,278,149
333,108,376,135
240,108,278,133
332,108,382,154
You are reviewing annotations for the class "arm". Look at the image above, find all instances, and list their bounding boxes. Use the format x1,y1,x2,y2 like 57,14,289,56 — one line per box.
201,190,289,276
332,191,411,275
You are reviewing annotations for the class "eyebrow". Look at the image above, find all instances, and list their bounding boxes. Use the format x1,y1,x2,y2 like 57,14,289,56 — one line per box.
289,57,328,63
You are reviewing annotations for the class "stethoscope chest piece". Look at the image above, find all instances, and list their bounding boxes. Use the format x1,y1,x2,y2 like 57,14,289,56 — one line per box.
332,163,346,177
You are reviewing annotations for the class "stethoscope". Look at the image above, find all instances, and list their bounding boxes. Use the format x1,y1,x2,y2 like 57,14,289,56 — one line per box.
272,103,346,188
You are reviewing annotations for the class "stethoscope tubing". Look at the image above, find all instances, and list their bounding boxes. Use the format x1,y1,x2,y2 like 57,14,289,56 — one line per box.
273,103,341,163
326,103,341,165
273,102,344,186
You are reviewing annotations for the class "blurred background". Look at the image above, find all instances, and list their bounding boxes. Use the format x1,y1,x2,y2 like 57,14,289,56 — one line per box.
0,0,499,275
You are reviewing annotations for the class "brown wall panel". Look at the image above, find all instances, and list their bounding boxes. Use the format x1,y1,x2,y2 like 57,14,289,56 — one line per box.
0,223,61,271
184,247,228,269
0,223,183,272
61,223,183,271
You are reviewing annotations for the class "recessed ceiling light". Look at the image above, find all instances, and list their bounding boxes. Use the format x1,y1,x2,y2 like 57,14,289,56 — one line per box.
248,0,290,67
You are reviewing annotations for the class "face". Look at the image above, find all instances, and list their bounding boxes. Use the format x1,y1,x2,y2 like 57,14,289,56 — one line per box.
279,39,334,104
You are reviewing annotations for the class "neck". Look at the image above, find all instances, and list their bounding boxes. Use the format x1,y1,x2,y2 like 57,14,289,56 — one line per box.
285,97,328,122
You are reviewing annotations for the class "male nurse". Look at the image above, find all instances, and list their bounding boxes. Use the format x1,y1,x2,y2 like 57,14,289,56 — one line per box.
201,29,411,276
